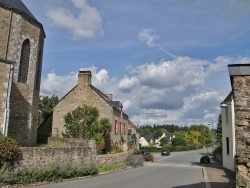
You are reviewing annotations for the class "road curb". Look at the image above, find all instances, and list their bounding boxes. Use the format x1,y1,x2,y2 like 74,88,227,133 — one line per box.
202,166,212,188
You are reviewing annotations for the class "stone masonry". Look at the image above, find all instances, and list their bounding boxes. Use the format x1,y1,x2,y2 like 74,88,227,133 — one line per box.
49,71,130,150
0,1,45,146
228,64,250,187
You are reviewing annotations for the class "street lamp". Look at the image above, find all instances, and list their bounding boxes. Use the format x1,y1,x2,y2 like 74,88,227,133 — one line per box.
208,121,215,154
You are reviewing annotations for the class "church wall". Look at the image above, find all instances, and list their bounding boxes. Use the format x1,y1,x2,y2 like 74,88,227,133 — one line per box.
0,4,45,146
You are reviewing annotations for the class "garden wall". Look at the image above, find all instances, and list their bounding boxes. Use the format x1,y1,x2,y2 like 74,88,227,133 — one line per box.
17,137,130,170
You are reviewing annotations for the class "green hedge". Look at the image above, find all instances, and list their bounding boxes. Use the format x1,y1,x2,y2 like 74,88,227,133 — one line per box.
140,145,197,153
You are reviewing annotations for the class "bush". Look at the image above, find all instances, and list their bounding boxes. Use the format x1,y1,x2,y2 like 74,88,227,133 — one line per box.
144,154,154,162
0,137,20,168
200,154,210,164
126,154,144,167
0,164,97,186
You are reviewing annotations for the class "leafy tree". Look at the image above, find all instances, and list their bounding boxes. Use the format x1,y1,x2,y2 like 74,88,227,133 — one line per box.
171,137,188,146
63,105,112,152
159,137,169,146
216,114,222,145
187,130,201,145
189,125,212,147
38,95,58,126
153,128,167,139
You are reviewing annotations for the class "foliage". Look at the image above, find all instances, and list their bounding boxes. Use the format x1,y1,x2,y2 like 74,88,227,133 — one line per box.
189,125,212,147
0,164,97,186
38,95,58,127
144,154,154,162
171,137,188,146
200,154,210,164
213,145,222,155
97,162,126,173
159,137,169,146
126,154,144,167
138,124,189,135
153,128,167,139
187,130,201,145
216,114,222,145
63,105,112,153
0,137,20,168
109,145,124,154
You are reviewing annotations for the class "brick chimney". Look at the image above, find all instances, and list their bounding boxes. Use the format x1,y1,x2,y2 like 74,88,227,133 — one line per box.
78,71,92,87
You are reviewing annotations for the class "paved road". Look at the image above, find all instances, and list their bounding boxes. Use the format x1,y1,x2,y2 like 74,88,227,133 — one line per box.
29,150,206,188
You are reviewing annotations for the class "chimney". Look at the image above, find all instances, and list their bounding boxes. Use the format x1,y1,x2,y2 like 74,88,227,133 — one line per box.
78,71,92,87
105,94,113,101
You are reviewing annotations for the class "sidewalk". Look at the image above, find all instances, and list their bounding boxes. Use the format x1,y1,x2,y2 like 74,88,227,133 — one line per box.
203,158,236,188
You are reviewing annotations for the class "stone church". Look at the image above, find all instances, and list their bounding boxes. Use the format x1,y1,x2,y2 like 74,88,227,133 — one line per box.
0,0,45,146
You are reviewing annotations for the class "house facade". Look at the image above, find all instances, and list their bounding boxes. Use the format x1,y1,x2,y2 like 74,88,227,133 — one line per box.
220,91,235,172
0,0,45,146
127,120,139,149
139,135,155,147
49,71,131,151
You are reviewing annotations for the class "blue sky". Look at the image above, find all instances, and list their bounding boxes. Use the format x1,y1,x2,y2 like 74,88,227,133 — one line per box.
23,0,250,127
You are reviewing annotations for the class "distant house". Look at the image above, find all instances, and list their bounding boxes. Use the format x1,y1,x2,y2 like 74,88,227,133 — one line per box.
127,120,139,149
155,133,175,148
38,71,138,151
139,135,155,147
220,91,236,172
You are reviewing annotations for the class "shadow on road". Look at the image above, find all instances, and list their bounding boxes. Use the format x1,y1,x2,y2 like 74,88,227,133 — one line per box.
172,181,236,188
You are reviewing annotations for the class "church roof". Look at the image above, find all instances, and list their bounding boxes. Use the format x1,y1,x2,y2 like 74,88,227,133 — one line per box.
0,0,37,21
0,0,45,36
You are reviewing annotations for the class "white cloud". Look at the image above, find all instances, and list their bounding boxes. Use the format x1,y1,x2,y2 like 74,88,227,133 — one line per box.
40,56,249,126
138,29,159,47
118,76,139,93
46,0,104,40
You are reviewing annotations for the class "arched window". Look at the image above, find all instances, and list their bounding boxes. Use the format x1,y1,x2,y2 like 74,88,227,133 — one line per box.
18,39,30,83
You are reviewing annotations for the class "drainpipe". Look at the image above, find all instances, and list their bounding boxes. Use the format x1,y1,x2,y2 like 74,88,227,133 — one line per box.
3,9,13,137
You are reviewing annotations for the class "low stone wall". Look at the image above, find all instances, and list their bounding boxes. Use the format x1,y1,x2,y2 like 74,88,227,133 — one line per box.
17,137,130,170
96,152,130,168
17,138,96,170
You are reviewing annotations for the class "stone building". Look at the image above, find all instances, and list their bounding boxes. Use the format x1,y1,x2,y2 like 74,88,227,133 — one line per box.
0,0,45,146
38,71,132,151
220,91,236,172
227,64,250,187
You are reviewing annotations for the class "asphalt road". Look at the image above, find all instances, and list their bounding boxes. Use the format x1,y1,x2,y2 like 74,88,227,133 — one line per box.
29,150,206,188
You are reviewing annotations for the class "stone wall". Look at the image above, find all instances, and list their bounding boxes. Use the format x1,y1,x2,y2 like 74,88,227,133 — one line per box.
17,137,129,170
96,152,130,168
0,3,45,146
229,64,250,187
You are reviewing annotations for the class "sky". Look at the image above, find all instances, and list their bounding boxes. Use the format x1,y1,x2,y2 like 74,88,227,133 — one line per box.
22,0,250,127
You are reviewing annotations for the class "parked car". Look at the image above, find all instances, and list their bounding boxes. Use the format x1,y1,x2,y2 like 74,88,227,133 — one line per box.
141,150,150,156
161,149,170,156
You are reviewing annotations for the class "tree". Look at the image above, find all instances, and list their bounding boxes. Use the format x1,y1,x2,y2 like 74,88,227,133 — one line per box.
189,125,212,147
187,130,201,145
63,105,112,152
171,137,187,146
216,114,222,145
38,94,58,126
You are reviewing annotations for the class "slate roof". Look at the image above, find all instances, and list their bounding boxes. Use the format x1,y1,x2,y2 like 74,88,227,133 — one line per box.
0,0,45,36
0,0,37,21
143,135,155,142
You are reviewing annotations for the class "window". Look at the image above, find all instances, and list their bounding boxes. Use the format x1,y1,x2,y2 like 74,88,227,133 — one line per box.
226,137,229,155
225,107,229,124
114,120,118,134
18,39,30,83
36,50,42,90
120,122,123,134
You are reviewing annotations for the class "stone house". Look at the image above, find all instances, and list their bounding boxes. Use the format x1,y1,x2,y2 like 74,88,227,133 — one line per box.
127,120,139,149
139,135,155,147
220,91,236,172
225,64,250,187
0,0,45,146
38,71,134,151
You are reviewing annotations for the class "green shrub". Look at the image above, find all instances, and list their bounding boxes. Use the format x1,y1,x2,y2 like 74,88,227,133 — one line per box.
200,154,210,164
0,164,97,186
0,137,20,168
126,154,144,167
144,154,154,162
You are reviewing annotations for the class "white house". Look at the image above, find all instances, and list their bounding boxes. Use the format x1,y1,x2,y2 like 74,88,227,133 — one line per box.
220,91,236,172
139,135,155,147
